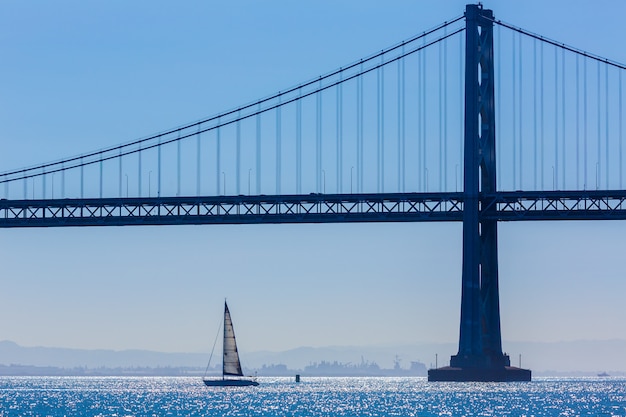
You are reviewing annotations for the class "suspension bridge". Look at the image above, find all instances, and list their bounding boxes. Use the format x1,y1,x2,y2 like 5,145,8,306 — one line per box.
1,4,625,380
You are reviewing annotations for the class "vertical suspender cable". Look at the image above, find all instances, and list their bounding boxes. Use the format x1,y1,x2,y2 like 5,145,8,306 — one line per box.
495,25,500,189
562,48,566,190
597,61,601,189
99,153,103,199
438,38,443,191
402,45,406,192
397,51,401,192
119,149,123,198
340,74,345,194
81,156,84,198
157,137,161,197
236,113,241,195
61,162,65,199
375,63,380,193
576,55,580,190
554,47,558,190
337,71,343,193
605,64,609,189
336,73,340,193
297,89,302,194
397,45,404,192
216,120,221,195
138,144,142,197
512,32,517,190
256,104,261,194
583,58,587,190
417,50,422,190
197,125,201,196
533,39,537,190
316,81,320,193
379,55,385,193
321,81,324,193
177,132,181,196
617,71,624,190
356,66,361,194
359,62,364,193
539,42,545,191
218,119,222,195
518,34,523,189
444,27,448,192
422,36,427,192
276,96,282,194
316,80,322,193
460,30,464,192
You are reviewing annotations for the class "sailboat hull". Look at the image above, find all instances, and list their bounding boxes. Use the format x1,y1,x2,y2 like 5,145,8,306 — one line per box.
203,379,259,387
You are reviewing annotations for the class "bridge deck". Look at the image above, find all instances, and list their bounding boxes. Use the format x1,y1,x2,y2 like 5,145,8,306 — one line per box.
1,191,626,227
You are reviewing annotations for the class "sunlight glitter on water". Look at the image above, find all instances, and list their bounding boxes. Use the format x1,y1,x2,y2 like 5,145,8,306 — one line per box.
0,376,624,416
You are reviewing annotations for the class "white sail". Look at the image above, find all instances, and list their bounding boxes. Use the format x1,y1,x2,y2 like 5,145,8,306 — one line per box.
222,302,244,377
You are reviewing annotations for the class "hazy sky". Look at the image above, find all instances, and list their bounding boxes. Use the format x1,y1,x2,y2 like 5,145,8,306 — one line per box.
1,0,625,366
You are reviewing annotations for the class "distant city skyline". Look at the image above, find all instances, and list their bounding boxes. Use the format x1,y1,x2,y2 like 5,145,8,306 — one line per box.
1,338,625,374
1,0,625,365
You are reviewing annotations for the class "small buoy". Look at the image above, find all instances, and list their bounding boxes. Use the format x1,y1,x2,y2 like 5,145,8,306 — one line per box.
295,374,300,383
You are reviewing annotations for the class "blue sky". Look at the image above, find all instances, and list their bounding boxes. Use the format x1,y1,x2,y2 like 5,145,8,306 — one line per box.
1,0,625,368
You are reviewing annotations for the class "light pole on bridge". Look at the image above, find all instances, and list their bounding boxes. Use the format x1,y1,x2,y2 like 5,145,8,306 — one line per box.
350,166,354,194
248,168,252,195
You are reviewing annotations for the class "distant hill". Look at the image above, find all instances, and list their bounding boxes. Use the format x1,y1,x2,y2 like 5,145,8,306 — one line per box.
0,340,438,371
0,340,206,368
1,339,625,375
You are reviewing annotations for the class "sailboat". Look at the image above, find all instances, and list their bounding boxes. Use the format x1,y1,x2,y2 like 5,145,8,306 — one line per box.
203,301,259,387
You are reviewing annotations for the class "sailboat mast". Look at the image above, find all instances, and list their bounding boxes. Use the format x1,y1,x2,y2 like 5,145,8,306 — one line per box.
222,301,227,380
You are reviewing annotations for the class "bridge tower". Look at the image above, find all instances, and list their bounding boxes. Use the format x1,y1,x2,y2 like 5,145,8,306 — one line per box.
428,4,531,381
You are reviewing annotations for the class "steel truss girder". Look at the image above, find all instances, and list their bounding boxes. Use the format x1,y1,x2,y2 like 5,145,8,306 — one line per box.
483,190,626,220
0,193,464,228
2,191,626,227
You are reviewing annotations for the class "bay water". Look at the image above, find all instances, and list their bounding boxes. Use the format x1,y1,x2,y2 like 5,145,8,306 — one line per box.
0,376,624,416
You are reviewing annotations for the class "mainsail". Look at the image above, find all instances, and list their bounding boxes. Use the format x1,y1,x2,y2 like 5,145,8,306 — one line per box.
222,302,244,377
